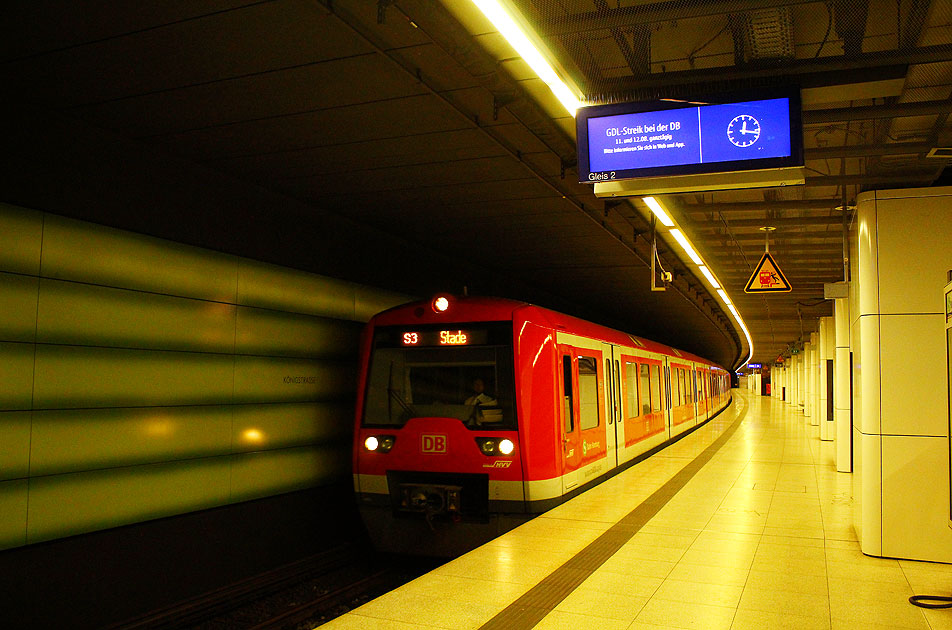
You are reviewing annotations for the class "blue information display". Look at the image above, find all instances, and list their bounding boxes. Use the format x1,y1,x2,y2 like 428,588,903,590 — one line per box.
576,91,802,184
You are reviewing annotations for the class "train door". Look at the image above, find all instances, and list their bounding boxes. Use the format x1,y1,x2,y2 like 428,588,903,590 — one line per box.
602,343,619,470
697,367,707,420
558,348,581,492
663,357,673,437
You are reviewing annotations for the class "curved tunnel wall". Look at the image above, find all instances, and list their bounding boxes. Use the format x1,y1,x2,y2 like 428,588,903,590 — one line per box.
0,202,410,550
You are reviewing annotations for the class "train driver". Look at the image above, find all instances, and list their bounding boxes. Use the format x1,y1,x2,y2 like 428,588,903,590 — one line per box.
464,378,497,406
464,378,501,425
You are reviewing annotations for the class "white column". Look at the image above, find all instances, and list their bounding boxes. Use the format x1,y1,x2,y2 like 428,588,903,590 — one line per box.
819,317,834,441
798,349,806,412
781,365,787,401
810,332,820,426
794,354,802,410
834,297,851,472
803,341,813,420
788,356,796,406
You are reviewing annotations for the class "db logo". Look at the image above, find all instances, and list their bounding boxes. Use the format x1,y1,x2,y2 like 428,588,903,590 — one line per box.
421,434,447,453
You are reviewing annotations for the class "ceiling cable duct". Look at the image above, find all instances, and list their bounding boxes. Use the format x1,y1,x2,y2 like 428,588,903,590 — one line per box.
591,44,952,97
803,99,952,124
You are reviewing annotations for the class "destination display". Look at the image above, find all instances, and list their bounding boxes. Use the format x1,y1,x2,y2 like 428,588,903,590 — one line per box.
576,91,802,184
400,329,489,347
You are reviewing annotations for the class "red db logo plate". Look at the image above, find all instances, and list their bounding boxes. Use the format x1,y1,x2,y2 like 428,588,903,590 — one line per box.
421,434,447,453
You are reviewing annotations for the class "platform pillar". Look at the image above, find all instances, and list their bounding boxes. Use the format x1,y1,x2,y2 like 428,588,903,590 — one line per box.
834,297,851,472
819,317,834,441
803,340,813,420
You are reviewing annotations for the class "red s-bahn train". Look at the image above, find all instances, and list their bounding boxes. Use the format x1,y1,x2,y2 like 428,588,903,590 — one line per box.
353,295,731,556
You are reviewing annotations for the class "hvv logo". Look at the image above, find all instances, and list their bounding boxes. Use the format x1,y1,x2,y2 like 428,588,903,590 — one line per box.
421,434,447,453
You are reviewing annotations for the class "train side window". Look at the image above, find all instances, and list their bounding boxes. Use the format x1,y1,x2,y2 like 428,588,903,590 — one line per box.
650,364,662,412
615,360,621,422
686,370,694,405
625,361,639,419
671,368,684,407
578,356,600,431
639,364,650,415
562,355,574,433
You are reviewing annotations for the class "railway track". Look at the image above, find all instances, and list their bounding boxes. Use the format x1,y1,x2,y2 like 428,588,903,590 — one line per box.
106,544,437,630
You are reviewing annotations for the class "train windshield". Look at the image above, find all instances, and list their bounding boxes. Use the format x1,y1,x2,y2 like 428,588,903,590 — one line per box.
362,323,516,430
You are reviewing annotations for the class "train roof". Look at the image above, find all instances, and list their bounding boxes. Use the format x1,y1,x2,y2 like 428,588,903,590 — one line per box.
370,295,726,371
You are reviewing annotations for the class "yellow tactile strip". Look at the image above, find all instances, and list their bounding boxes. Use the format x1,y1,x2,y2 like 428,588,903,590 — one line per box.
478,400,748,630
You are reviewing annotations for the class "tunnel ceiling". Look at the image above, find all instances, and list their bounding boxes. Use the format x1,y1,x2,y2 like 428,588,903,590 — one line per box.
2,0,952,369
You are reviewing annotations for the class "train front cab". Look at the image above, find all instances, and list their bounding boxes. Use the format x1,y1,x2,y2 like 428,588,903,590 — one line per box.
353,313,530,556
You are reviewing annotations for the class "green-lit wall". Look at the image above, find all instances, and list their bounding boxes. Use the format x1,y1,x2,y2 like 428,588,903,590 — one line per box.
0,202,409,550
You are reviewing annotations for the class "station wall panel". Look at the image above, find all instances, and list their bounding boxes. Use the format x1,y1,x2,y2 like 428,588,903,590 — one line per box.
33,345,237,409
0,203,42,275
0,411,32,480
235,306,361,358
879,314,947,437
0,202,411,550
236,259,358,320
228,444,349,503
231,402,352,453
27,457,233,544
36,278,238,352
0,342,35,411
40,214,238,302
29,406,234,476
232,356,355,404
0,272,39,342
0,480,28,549
881,435,952,562
877,201,949,315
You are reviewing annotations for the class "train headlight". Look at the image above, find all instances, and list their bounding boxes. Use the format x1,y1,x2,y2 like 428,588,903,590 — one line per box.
364,435,395,453
478,438,497,455
431,294,451,313
475,437,515,456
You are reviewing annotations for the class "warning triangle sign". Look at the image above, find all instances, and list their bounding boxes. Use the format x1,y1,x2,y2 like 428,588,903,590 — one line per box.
744,252,792,293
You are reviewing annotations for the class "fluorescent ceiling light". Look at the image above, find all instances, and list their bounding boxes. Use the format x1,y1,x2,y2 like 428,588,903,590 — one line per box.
470,0,581,115
717,289,731,305
698,265,721,289
670,229,702,265
642,196,674,227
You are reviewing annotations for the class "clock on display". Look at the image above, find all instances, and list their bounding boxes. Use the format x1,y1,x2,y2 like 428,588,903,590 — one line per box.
727,114,761,147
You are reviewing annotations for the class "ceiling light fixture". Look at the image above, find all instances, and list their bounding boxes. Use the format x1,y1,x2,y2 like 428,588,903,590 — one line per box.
698,265,721,289
670,229,703,265
469,0,581,116
642,196,675,227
